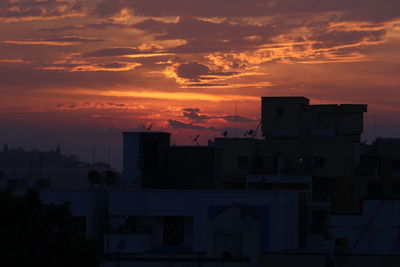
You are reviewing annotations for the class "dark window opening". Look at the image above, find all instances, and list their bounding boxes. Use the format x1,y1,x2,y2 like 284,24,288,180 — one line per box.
314,157,326,167
143,141,158,171
392,183,400,195
367,182,383,199
254,157,263,173
309,210,327,233
125,216,138,232
163,216,184,246
393,161,400,170
238,156,249,168
72,216,86,236
277,107,284,117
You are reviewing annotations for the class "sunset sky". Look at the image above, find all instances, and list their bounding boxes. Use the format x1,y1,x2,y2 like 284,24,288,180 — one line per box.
1,0,400,169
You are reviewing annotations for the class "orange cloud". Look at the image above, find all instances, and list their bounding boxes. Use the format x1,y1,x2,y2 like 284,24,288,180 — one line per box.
36,62,142,72
49,89,259,102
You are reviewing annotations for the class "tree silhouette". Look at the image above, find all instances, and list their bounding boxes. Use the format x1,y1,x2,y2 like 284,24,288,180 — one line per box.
104,170,119,186
87,170,102,187
0,189,100,267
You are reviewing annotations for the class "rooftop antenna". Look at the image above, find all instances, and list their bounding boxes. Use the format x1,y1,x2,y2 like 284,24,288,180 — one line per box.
235,103,238,138
140,124,153,132
92,143,96,165
243,129,255,137
374,115,377,141
253,120,262,138
192,135,200,145
107,145,111,167
222,130,228,137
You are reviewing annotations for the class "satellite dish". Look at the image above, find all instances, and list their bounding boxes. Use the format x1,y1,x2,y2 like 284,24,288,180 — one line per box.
222,130,228,137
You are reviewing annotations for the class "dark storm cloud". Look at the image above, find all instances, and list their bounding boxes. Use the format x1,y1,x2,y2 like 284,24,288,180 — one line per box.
82,47,160,57
38,19,130,33
0,64,144,90
131,17,278,40
132,16,296,53
38,25,85,33
176,62,209,79
181,108,256,123
182,108,211,122
168,119,210,130
222,115,256,123
176,62,238,80
95,0,400,22
132,15,393,55
86,20,130,30
56,102,127,110
3,36,104,46
186,83,229,87
47,36,104,43
0,0,86,21
310,29,386,49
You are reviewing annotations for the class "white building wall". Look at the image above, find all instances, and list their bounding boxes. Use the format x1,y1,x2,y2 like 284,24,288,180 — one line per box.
108,190,302,252
40,190,108,238
123,133,141,188
330,200,400,254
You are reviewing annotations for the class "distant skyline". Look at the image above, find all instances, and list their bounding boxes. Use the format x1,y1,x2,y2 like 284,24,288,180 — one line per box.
1,0,400,169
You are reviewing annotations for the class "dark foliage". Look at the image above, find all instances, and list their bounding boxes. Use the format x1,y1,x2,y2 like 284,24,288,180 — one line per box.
0,189,100,267
87,170,103,186
104,170,118,186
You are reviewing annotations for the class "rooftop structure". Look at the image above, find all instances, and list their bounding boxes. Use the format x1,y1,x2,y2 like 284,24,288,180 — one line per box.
261,97,367,142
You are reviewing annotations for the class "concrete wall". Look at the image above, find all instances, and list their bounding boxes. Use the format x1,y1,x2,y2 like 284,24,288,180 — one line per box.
40,189,108,239
330,200,400,254
261,97,309,139
107,190,302,253
123,132,170,188
262,253,400,267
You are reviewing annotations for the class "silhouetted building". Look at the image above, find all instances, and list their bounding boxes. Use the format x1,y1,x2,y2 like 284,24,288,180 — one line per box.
166,146,222,189
261,97,367,142
8,96,400,267
123,132,170,188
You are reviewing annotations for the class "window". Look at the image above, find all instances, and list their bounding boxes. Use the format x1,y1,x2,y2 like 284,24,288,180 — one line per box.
125,216,138,232
163,216,184,246
309,210,327,233
238,156,249,168
143,141,158,170
277,107,284,117
254,157,263,173
392,161,400,170
72,216,86,236
392,183,400,195
314,157,325,167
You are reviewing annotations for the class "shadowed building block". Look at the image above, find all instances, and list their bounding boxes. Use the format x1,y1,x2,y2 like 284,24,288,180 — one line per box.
261,97,367,142
123,132,170,188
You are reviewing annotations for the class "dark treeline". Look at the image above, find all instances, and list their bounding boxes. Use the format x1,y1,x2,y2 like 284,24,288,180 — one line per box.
0,189,100,267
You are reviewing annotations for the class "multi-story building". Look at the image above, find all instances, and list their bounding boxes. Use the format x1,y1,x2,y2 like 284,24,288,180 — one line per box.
6,96,400,267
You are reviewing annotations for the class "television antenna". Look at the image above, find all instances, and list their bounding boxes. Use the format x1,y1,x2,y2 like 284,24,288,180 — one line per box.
140,124,153,132
243,129,255,137
190,135,200,145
